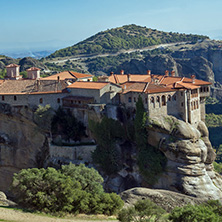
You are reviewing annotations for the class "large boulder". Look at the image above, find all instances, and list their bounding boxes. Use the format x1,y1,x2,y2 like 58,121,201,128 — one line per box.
147,115,222,200
120,187,204,212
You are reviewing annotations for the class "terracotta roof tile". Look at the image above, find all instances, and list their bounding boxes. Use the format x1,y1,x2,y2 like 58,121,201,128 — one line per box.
0,79,68,94
67,81,109,90
26,67,41,71
42,71,92,81
6,64,20,68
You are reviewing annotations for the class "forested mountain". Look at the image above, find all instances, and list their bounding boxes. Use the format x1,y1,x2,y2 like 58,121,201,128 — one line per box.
47,24,208,58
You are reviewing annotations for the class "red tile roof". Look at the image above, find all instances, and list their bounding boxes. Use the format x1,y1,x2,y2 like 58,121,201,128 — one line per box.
42,71,92,81
26,67,41,71
6,64,20,68
0,79,68,95
67,81,109,90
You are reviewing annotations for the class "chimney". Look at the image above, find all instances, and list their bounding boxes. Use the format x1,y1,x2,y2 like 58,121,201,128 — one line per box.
120,70,124,75
151,74,154,82
110,71,114,75
147,70,151,75
165,70,169,76
191,75,195,83
171,70,175,77
127,74,131,82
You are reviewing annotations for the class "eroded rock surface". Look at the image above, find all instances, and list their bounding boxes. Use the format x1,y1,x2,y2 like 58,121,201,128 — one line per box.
0,108,49,193
147,115,222,200
120,187,204,212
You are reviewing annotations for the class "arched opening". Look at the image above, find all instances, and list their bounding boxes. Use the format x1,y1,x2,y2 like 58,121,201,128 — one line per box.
39,98,43,104
162,95,166,106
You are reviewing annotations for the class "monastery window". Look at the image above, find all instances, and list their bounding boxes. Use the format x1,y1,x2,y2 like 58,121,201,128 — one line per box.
110,86,112,91
173,95,176,101
181,102,184,107
128,97,132,103
39,98,43,104
2,95,4,101
167,95,171,101
197,101,199,109
134,97,136,102
181,92,183,96
162,95,166,106
194,101,196,109
156,96,160,103
57,98,60,103
71,100,73,104
14,96,17,101
207,87,209,92
204,87,206,92
79,101,81,104
200,87,203,93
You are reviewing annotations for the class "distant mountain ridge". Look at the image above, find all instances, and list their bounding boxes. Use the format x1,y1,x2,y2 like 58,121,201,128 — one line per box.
47,24,209,59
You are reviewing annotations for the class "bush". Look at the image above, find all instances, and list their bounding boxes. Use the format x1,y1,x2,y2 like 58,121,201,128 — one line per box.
11,163,123,215
169,201,222,222
118,199,165,222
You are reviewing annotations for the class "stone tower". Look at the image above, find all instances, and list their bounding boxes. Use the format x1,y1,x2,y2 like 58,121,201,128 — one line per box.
5,64,21,79
26,67,40,79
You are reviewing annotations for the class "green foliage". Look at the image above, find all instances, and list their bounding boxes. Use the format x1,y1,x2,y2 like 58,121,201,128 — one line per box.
0,68,6,79
134,97,167,185
205,113,222,127
90,116,124,174
47,24,208,58
51,107,86,142
34,105,54,132
118,199,165,222
169,201,222,222
206,97,220,105
20,71,27,78
11,163,124,215
213,161,222,174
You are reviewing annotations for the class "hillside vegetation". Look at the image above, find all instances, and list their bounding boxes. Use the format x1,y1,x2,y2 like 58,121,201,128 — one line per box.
47,24,208,58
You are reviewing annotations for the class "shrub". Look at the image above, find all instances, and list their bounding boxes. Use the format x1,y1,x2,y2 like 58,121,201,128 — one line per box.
169,201,222,222
118,199,165,222
11,163,124,215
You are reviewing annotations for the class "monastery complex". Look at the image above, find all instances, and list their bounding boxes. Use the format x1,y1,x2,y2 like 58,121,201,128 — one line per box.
0,64,211,125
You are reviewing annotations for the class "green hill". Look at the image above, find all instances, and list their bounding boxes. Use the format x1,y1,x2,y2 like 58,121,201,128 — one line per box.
47,24,209,58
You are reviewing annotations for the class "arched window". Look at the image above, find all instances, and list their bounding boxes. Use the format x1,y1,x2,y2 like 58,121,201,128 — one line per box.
39,98,43,104
156,96,160,103
162,95,166,106
168,95,171,101
150,97,154,103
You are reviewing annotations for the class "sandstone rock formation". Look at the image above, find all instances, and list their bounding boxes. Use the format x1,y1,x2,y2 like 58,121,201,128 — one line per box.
0,106,49,193
120,187,204,212
147,115,222,200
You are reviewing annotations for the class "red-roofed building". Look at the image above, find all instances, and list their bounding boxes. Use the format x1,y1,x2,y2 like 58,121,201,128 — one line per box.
109,70,211,124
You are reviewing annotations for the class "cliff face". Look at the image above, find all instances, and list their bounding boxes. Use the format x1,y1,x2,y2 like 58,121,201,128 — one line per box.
147,115,222,200
0,106,48,193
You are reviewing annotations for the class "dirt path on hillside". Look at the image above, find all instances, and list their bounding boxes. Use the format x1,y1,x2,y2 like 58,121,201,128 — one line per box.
0,207,118,222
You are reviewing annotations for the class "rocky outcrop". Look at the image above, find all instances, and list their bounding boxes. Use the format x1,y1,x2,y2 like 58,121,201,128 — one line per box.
147,115,222,200
0,107,49,193
0,191,16,206
120,187,204,212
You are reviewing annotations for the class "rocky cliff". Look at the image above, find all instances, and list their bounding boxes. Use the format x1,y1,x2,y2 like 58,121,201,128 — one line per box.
147,115,222,200
0,105,49,193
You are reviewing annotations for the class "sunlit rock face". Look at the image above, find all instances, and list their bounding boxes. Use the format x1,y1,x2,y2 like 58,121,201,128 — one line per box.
147,115,222,200
0,106,48,194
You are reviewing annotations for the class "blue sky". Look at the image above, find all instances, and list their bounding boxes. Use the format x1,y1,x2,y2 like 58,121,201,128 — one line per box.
0,0,222,53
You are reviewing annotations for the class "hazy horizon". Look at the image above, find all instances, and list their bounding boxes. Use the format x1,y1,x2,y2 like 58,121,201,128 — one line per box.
1,0,222,57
